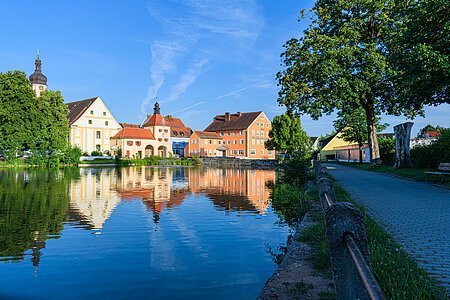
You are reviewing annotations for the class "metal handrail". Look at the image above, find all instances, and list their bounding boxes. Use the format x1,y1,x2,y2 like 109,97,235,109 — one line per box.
321,187,386,300
344,233,386,300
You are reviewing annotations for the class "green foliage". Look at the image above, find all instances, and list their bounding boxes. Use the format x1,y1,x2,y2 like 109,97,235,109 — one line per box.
271,181,309,227
280,158,310,185
0,71,69,158
90,150,103,157
59,147,82,165
0,71,36,155
276,0,426,163
191,156,202,165
387,0,449,109
378,137,395,165
266,113,311,159
418,124,447,137
411,130,450,168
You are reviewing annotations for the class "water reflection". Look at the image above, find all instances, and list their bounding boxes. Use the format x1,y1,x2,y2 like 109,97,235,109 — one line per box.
1,166,275,264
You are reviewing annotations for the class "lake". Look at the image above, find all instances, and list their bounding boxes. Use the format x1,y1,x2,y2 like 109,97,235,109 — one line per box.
0,166,290,299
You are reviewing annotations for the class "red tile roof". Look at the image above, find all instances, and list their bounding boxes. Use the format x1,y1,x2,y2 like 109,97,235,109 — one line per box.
120,123,140,128
194,130,222,139
66,97,98,125
143,113,166,127
111,127,155,140
204,111,262,131
423,131,441,137
164,115,192,137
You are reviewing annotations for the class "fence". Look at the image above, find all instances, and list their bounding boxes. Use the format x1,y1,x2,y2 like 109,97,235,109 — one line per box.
314,162,386,300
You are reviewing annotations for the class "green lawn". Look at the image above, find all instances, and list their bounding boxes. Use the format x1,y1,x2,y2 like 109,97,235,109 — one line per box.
334,162,450,187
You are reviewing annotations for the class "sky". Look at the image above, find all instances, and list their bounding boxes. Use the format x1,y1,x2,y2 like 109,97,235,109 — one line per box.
0,1,448,137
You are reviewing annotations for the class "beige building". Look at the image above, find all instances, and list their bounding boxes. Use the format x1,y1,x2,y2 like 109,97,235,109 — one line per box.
67,96,122,154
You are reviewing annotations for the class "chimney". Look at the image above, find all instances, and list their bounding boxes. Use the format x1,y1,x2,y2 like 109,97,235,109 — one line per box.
237,111,242,117
225,112,231,121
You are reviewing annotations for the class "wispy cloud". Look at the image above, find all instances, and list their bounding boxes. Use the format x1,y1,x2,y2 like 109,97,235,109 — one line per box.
140,0,264,115
172,101,206,114
214,80,272,100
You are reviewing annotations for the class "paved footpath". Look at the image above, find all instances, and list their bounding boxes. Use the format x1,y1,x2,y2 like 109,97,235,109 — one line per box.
324,164,450,293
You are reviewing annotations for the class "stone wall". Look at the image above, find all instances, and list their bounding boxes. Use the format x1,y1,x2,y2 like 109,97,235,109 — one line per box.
200,157,278,169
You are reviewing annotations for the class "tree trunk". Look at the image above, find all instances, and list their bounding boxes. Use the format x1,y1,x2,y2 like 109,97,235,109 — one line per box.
393,122,414,168
358,146,362,163
365,107,381,166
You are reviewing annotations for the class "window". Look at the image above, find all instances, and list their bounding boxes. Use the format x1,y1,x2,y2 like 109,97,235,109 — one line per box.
204,150,208,155
256,122,260,126
164,129,168,133
220,132,224,136
240,131,243,135
88,120,92,125
268,150,273,155
214,140,217,145
218,141,221,145
252,130,255,136
173,131,178,136
234,140,237,145
238,150,244,155
261,123,264,127
192,140,195,144
252,139,255,145
250,149,256,155
257,139,260,145
96,144,101,151
96,131,101,139
240,139,244,144
159,129,162,132
234,132,237,135
266,123,269,128
103,112,106,116
136,141,141,146
90,110,94,115
257,131,260,136
261,131,264,136
209,150,212,155
127,141,133,146
227,132,230,136
261,149,264,155
227,140,231,145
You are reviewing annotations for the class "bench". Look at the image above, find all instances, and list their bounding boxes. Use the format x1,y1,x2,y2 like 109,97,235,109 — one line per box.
425,163,450,182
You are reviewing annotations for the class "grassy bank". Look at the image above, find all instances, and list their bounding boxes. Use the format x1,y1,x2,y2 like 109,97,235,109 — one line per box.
300,182,447,299
333,162,450,187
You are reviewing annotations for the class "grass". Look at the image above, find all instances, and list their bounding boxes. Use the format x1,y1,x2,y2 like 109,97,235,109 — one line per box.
79,158,116,164
334,161,450,187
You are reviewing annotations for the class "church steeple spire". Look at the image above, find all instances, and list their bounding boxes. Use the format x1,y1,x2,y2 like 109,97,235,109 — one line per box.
153,98,160,115
29,50,48,97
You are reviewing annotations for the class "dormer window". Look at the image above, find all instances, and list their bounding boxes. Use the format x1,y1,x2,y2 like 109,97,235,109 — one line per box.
173,131,178,136
180,132,184,136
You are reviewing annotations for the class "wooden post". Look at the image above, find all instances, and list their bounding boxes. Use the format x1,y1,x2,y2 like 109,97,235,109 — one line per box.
394,122,414,168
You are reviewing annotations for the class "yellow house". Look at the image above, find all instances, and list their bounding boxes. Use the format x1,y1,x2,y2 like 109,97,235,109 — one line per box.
67,96,122,154
319,132,370,162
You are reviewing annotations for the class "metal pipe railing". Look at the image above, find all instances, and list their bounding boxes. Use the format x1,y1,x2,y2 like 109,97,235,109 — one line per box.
315,161,386,300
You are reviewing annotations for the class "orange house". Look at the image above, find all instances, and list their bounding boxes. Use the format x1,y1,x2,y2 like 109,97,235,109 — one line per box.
202,111,275,159
186,131,224,157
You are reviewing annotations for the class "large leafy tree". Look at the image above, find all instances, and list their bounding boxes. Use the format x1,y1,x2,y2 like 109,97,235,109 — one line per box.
34,90,69,152
0,71,36,156
277,0,419,165
333,108,388,162
265,113,311,159
0,71,69,157
388,0,449,108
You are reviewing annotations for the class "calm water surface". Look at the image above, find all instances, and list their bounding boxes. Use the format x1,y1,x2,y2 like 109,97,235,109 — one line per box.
0,167,290,299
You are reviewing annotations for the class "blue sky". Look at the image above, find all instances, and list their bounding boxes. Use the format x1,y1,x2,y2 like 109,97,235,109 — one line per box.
0,1,448,137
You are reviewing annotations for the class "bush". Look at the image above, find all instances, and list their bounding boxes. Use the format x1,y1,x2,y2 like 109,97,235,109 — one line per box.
280,158,309,185
378,137,395,165
411,129,450,168
90,150,103,157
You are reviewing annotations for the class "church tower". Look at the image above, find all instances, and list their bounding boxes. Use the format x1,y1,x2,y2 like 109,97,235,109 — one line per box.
29,50,47,97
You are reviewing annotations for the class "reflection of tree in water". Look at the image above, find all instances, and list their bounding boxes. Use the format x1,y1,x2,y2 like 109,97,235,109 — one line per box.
0,168,77,266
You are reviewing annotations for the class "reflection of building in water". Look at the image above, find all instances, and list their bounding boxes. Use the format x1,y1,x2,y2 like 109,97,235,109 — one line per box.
188,168,275,213
113,167,189,223
69,168,122,229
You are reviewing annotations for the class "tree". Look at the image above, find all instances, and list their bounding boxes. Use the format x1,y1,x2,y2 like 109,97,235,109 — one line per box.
0,71,36,156
277,0,418,165
387,0,449,109
417,124,447,137
333,108,388,162
265,113,311,159
34,90,69,152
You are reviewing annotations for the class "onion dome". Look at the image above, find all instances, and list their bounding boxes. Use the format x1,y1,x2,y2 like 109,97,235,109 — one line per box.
29,53,47,85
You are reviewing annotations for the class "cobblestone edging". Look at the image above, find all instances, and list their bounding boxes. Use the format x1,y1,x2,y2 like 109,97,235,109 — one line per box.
200,157,278,169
